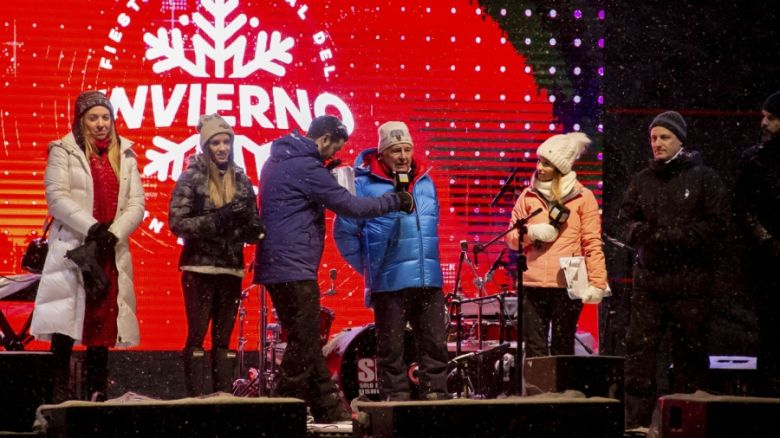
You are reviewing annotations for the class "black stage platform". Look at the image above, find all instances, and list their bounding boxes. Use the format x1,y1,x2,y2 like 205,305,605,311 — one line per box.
2,349,776,437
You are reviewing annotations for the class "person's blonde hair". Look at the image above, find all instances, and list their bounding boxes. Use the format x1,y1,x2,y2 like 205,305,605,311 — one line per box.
550,168,564,202
80,117,120,178
202,145,236,208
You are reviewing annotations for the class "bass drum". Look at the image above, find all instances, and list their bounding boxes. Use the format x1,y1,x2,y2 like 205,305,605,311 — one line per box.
323,324,417,402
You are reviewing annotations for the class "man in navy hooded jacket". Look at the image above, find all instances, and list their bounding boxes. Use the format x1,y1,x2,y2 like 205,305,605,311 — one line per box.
254,115,413,422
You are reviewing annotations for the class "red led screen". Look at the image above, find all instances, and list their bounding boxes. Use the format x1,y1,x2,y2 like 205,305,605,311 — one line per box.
0,0,604,351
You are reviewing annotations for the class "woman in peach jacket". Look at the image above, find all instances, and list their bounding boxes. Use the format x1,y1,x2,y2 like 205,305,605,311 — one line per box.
506,132,607,357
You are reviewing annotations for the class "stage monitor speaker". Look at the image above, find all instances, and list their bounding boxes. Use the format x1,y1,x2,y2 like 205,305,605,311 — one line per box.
706,355,757,396
37,397,306,438
658,393,780,438
354,397,623,438
524,355,623,400
0,351,53,432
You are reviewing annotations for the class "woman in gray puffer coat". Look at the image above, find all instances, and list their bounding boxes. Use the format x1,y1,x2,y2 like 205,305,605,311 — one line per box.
169,114,264,395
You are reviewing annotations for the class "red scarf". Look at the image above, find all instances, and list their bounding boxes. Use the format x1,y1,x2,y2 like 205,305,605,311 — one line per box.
84,137,120,347
363,149,429,193
90,138,119,223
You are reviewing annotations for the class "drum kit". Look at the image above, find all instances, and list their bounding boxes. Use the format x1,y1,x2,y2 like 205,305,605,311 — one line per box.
231,246,522,401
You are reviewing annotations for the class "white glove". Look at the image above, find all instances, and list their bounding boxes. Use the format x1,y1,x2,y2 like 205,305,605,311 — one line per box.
581,285,605,304
527,223,559,243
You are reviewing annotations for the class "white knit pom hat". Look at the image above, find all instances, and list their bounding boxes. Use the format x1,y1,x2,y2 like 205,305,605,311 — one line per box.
536,132,591,174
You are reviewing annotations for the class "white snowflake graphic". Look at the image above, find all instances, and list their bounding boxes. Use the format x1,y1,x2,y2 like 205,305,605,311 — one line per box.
143,134,271,182
144,0,294,79
141,0,284,181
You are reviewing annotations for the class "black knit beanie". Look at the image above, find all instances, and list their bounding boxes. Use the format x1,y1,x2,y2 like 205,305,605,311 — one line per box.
763,91,780,115
649,110,687,141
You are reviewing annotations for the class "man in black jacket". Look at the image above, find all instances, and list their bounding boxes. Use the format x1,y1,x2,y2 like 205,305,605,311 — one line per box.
618,111,728,430
735,91,780,397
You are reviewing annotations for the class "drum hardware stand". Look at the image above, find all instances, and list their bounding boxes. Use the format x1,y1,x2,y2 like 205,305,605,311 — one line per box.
233,285,281,397
449,293,510,398
453,240,488,349
233,284,261,396
448,243,510,398
235,285,254,380
448,351,476,398
472,207,542,396
446,292,470,398
257,284,283,397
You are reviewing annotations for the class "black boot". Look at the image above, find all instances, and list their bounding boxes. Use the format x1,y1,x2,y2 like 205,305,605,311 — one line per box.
312,391,352,423
183,347,207,396
85,346,109,401
625,392,656,430
50,334,74,403
211,349,236,393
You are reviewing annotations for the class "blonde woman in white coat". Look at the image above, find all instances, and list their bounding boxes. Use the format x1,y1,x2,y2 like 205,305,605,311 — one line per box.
30,91,144,402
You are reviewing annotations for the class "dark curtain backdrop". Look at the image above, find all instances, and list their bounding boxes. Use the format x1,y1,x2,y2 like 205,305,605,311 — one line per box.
602,1,780,356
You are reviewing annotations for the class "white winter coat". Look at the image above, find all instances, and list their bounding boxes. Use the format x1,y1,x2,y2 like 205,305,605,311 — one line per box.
30,132,145,347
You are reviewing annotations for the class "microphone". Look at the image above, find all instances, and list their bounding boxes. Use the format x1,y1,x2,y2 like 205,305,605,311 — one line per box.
484,248,507,284
394,171,410,192
512,207,544,229
603,234,636,252
459,240,468,252
548,202,570,229
490,168,520,206
324,268,337,296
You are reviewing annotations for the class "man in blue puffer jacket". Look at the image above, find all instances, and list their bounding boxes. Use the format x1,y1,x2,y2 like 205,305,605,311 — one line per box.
334,121,449,401
254,116,413,423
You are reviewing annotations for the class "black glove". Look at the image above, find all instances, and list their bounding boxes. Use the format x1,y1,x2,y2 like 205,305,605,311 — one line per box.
66,240,110,299
214,202,247,231
255,219,266,241
651,226,685,246
237,217,266,244
397,191,415,213
627,222,653,245
760,238,780,258
87,222,118,263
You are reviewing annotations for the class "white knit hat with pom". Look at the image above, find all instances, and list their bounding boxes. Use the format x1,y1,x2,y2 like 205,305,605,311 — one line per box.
536,132,591,174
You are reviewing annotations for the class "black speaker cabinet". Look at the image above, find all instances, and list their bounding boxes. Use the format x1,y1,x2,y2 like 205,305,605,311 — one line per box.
0,351,54,432
37,397,307,438
524,355,624,400
354,397,623,438
658,393,780,438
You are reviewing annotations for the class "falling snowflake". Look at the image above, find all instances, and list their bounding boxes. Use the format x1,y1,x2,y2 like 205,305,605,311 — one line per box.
143,0,294,78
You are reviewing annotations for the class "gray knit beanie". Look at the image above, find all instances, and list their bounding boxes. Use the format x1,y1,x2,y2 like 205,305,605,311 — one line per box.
197,114,234,149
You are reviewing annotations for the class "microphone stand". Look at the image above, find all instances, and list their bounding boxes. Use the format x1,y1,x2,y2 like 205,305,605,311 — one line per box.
235,285,254,381
472,207,542,396
258,285,269,396
603,233,636,253
490,168,520,207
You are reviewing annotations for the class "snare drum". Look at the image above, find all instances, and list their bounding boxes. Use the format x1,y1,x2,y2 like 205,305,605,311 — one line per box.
485,321,518,342
449,320,517,342
323,324,417,402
